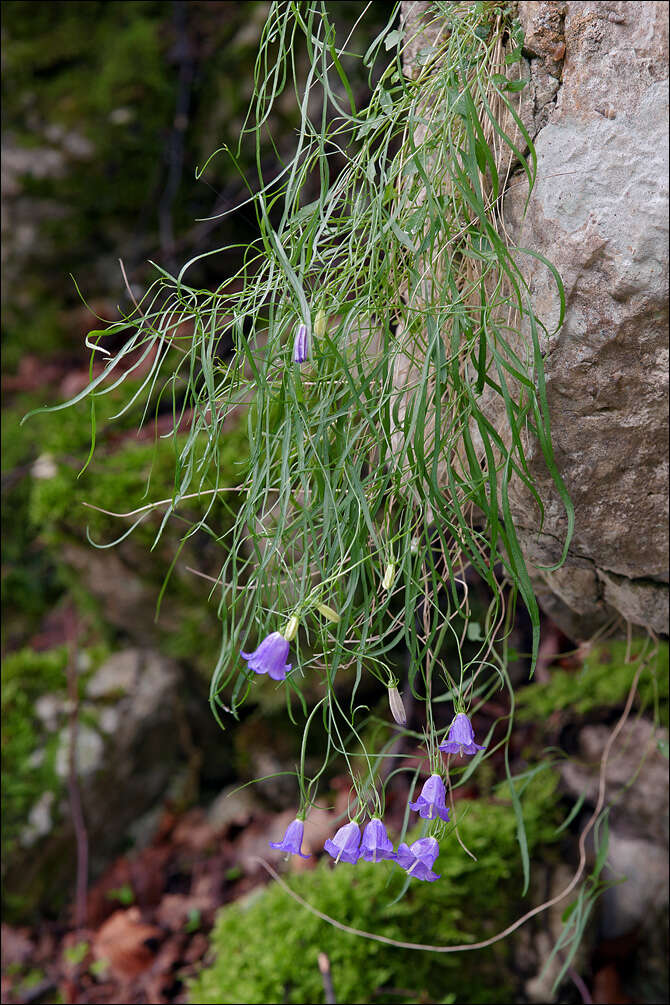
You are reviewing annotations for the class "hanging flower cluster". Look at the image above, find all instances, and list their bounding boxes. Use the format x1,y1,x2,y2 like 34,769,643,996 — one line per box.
246,625,488,884
270,812,442,882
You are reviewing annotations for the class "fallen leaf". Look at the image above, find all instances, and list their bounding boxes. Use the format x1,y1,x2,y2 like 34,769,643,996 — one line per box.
92,908,163,981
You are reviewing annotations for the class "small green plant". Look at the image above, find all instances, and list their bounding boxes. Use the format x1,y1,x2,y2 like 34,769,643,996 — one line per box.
63,940,89,967
89,958,109,979
105,882,135,906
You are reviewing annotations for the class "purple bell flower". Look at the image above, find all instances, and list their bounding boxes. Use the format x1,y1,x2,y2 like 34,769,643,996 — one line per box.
439,712,486,757
396,836,441,882
293,323,309,363
408,773,450,822
359,818,396,863
324,820,361,864
240,631,291,681
269,817,310,858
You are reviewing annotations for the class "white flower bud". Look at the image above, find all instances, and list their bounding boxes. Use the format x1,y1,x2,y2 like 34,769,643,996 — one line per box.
282,616,299,642
381,563,395,591
314,310,328,338
316,603,340,623
387,685,407,726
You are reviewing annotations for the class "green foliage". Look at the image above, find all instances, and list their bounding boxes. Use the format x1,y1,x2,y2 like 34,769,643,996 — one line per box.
190,771,560,1005
33,0,570,725
516,641,669,725
3,371,248,670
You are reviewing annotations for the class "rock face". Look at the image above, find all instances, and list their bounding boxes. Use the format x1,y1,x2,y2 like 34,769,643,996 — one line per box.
5,650,186,915
502,0,669,638
561,718,669,940
402,1,669,639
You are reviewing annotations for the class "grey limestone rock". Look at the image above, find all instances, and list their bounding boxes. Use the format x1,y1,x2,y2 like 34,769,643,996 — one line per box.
7,649,185,914
560,717,669,953
501,0,669,637
560,718,669,844
401,0,669,638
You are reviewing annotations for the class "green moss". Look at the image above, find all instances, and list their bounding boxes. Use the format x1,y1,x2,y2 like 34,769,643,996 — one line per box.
190,771,560,1005
516,641,669,726
1,389,149,648
3,386,156,642
25,398,248,672
3,373,248,666
20,365,248,544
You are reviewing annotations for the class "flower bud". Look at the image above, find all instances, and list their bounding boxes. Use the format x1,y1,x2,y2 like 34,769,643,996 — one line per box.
292,323,309,364
316,603,340,623
387,684,407,726
282,615,299,642
381,562,395,591
314,310,328,338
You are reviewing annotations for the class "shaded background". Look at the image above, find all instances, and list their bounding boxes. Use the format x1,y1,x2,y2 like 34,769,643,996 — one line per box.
2,3,668,1004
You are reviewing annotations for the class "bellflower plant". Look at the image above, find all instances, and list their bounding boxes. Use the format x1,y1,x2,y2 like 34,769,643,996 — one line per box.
359,818,396,863
32,1,578,960
439,713,487,757
240,631,291,682
269,817,310,858
409,773,450,822
324,821,361,864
